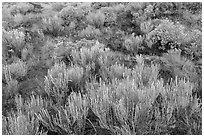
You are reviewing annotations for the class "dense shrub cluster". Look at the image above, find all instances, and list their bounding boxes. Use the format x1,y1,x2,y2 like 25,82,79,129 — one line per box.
2,2,202,135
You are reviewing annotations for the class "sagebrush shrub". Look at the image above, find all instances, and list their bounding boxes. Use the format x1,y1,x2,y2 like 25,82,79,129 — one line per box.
131,55,159,87
3,60,28,79
41,15,64,37
79,25,102,40
2,2,202,135
3,111,38,135
146,19,202,56
86,11,106,28
45,62,85,105
108,63,132,80
162,49,198,82
3,29,25,57
2,60,27,97
51,2,66,12
123,34,144,55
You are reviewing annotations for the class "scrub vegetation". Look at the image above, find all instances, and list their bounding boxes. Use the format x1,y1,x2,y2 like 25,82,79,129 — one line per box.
2,2,202,135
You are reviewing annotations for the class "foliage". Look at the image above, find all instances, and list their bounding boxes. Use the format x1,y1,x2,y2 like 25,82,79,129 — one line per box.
146,19,202,56
86,11,106,28
44,62,85,105
3,60,28,80
79,25,102,40
41,15,64,37
51,2,66,12
123,34,144,55
2,29,25,60
161,49,198,83
58,4,89,39
2,2,202,135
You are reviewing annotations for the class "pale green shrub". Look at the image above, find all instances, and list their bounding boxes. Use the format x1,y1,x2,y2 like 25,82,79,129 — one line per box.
162,49,198,82
3,29,25,53
108,63,132,80
79,25,102,40
35,92,89,134
87,82,116,127
123,34,143,54
45,62,84,105
140,20,154,34
51,2,66,12
15,95,49,116
2,6,15,30
9,2,34,15
167,77,194,108
131,55,160,87
65,92,89,132
100,6,117,26
86,66,198,134
59,4,87,35
41,15,64,37
2,60,27,96
86,11,106,28
4,111,38,135
147,19,202,50
86,77,157,133
45,62,68,90
3,60,28,78
4,79,19,97
79,42,106,66
40,40,56,67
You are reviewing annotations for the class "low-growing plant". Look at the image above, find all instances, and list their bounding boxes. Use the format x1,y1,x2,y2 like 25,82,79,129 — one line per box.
161,49,198,82
2,111,40,135
51,2,66,12
2,2,202,135
3,60,28,79
123,34,144,55
86,11,106,28
131,55,160,87
3,29,25,59
2,60,28,99
41,15,64,37
45,62,85,105
79,25,102,40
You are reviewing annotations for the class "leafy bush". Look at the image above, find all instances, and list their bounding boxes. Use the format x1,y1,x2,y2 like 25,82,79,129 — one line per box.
41,15,64,37
123,34,144,55
40,40,56,67
59,4,88,38
3,78,19,99
45,62,85,105
9,2,42,16
86,75,198,134
161,49,198,83
2,6,16,30
3,60,28,80
146,19,202,56
108,63,132,80
3,29,25,60
2,60,27,98
86,11,106,28
100,6,117,27
140,20,154,34
2,2,202,135
131,55,160,87
2,110,41,135
79,25,102,40
51,2,66,12
17,78,45,99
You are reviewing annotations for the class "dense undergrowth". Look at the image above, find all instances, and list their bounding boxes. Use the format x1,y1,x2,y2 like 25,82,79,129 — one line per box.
2,2,202,135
